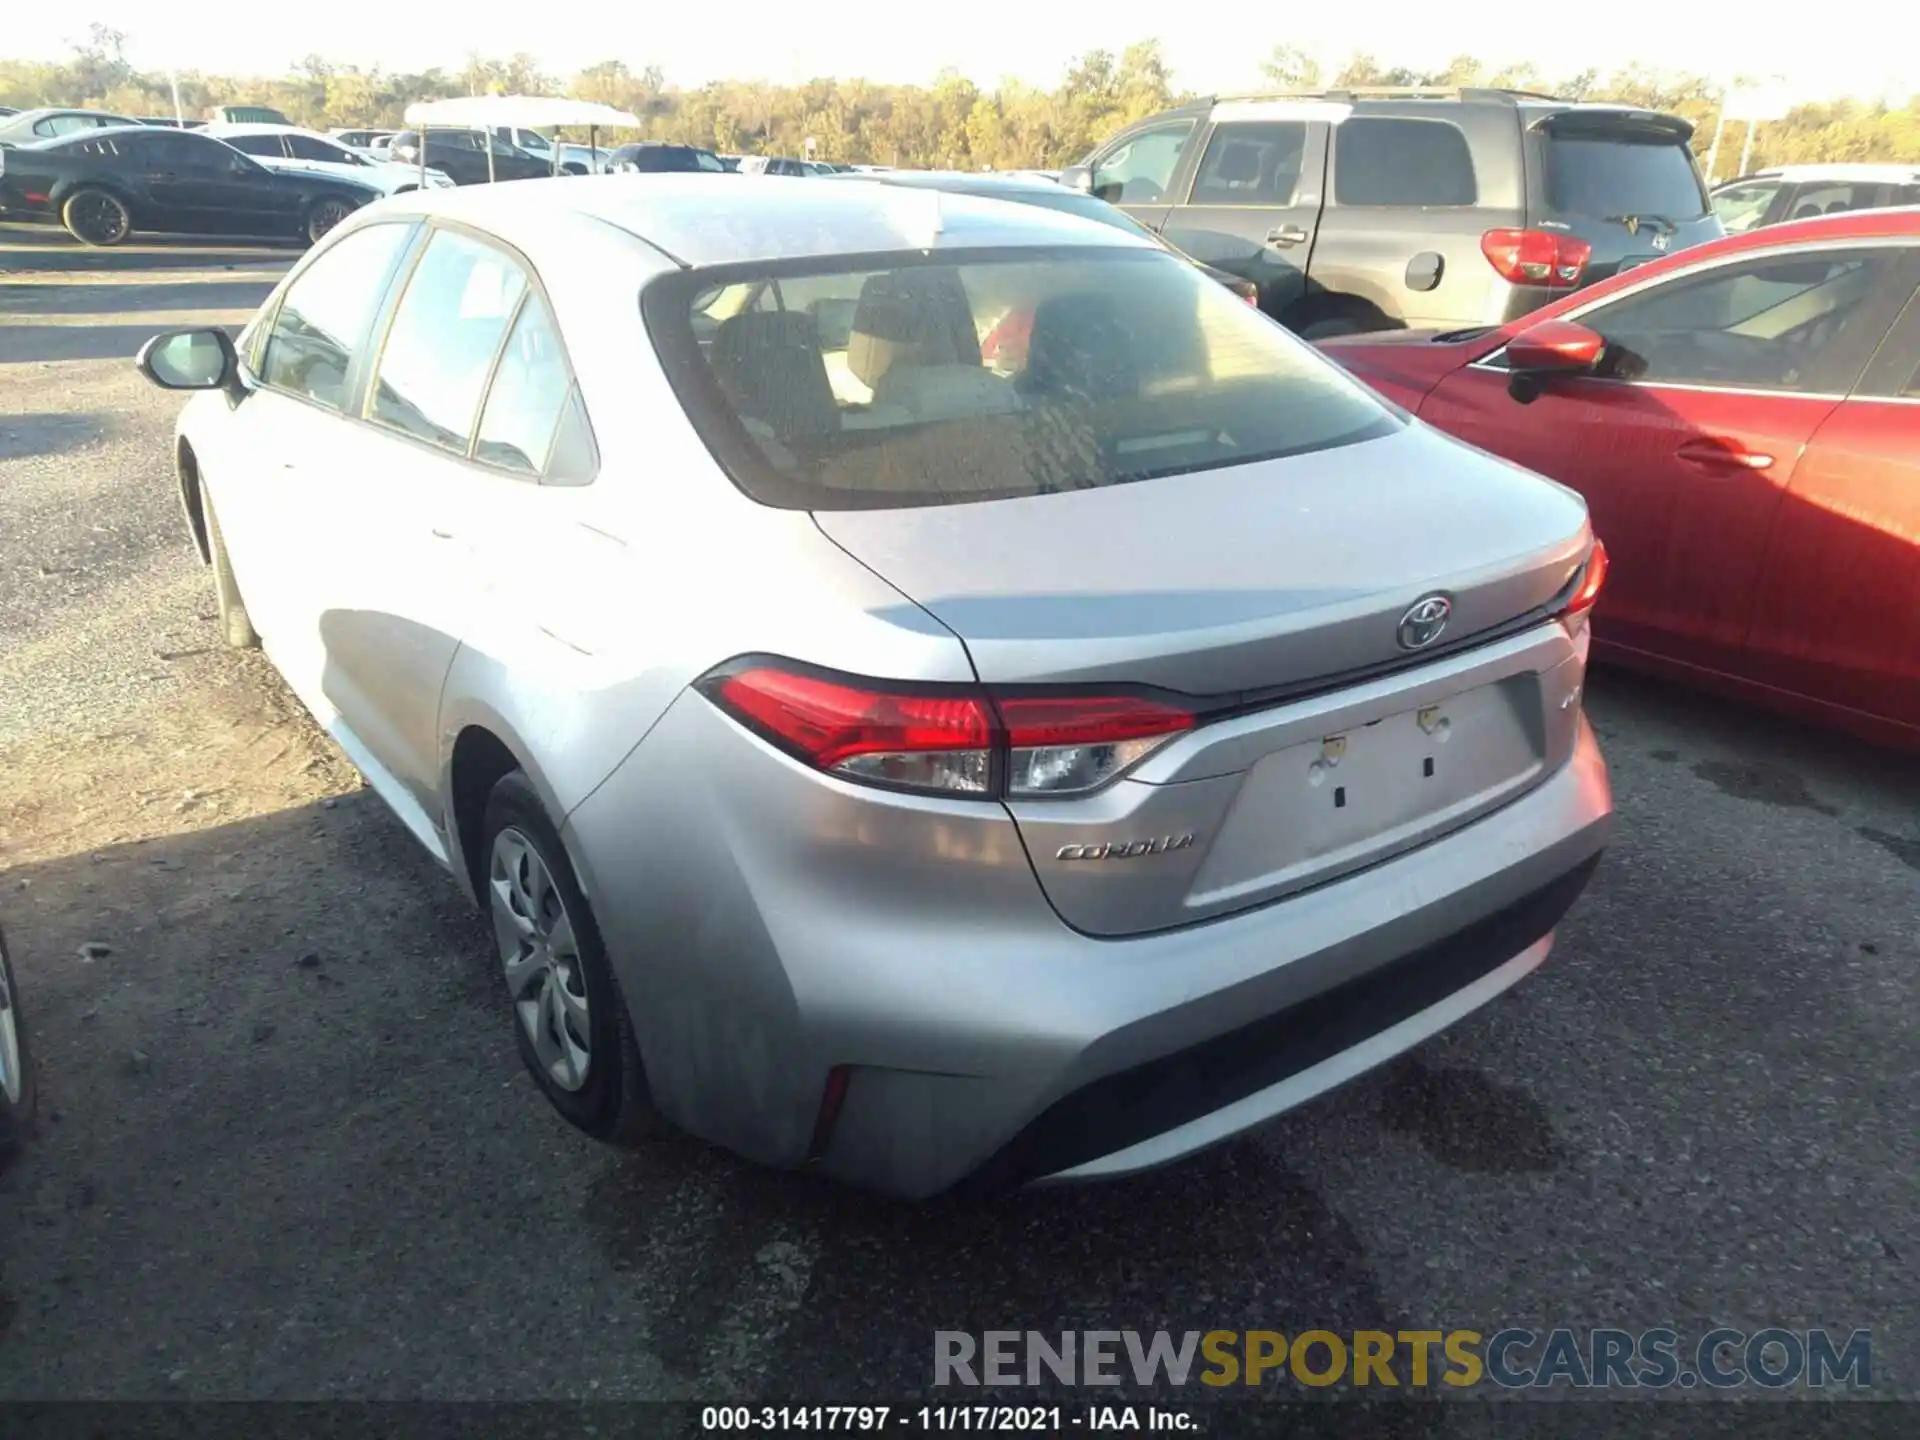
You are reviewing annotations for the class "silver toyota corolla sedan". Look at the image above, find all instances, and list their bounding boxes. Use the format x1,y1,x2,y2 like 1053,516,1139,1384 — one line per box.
136,176,1613,1197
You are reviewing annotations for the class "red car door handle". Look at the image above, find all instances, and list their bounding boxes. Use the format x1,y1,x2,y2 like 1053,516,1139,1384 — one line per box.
1676,438,1773,471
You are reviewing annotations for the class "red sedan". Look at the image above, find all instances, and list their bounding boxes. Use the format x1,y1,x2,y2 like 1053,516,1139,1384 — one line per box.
1322,208,1920,750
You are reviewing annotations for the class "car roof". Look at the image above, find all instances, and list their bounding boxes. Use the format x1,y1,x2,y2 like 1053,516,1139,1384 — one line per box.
835,170,1064,195
3,106,136,125
1720,163,1920,186
369,173,1158,266
205,122,332,138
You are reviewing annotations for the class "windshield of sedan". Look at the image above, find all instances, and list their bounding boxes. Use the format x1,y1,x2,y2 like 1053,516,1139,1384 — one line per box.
644,246,1395,510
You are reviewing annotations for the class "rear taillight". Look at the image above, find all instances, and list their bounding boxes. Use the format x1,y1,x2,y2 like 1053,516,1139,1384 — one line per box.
698,662,1195,799
705,666,995,794
1481,229,1592,288
1560,540,1609,620
999,695,1194,798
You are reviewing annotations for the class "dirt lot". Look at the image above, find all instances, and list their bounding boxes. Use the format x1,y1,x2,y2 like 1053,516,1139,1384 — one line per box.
1,219,1917,1408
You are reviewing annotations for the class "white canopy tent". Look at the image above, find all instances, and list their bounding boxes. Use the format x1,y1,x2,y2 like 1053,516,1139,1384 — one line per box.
400,95,645,184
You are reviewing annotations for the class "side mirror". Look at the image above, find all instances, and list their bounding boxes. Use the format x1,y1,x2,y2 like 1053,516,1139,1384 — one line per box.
1057,164,1093,194
1505,319,1604,404
137,328,236,391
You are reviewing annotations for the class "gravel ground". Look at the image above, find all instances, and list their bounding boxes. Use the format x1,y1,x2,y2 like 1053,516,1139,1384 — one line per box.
0,221,1915,1412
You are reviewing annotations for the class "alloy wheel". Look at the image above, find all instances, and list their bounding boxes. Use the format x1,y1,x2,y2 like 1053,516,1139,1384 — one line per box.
70,193,129,245
307,200,351,243
489,827,591,1092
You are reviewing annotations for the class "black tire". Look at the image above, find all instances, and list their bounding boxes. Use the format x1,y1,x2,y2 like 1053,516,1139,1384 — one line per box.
304,197,354,246
61,187,132,247
0,928,37,1170
202,488,258,649
482,771,663,1145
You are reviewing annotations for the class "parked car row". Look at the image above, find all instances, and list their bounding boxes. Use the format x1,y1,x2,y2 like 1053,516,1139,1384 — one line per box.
1711,163,1920,233
0,124,378,245
208,123,455,195
1060,86,1727,337
0,104,291,145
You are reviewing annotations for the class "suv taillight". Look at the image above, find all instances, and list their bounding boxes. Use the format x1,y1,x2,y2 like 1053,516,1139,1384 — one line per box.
697,662,1195,799
1481,229,1592,288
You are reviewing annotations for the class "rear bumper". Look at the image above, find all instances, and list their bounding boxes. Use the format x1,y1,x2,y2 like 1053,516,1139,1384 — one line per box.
565,698,1611,1199
981,854,1595,1187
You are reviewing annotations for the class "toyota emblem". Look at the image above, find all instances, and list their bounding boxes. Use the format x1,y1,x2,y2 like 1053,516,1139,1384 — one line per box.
1397,594,1453,651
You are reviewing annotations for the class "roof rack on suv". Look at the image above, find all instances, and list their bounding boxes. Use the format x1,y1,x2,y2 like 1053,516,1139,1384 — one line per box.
1201,86,1569,106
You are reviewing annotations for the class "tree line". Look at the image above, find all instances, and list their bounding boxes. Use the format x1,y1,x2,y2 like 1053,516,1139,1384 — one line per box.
5,27,1917,179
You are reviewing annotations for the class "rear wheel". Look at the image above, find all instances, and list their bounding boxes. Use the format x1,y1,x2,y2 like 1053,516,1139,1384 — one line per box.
61,188,132,247
0,928,37,1169
202,489,258,649
304,197,353,245
483,771,662,1144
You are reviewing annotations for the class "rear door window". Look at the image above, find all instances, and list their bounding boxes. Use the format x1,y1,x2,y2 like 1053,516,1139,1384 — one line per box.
287,134,350,163
1334,118,1476,206
1711,181,1782,233
225,134,286,159
644,246,1395,510
1544,134,1707,220
473,293,588,479
259,222,414,410
1189,122,1308,206
368,229,528,453
1783,182,1889,221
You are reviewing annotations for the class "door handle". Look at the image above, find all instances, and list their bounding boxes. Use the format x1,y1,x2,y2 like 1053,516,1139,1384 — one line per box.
429,527,458,540
1265,224,1310,248
1676,438,1773,471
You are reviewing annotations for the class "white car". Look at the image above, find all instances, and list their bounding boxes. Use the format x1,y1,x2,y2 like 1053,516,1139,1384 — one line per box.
206,124,453,195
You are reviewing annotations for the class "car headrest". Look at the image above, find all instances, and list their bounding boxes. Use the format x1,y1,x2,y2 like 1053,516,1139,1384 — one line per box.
709,311,839,441
1214,143,1262,186
1020,292,1138,402
846,267,981,389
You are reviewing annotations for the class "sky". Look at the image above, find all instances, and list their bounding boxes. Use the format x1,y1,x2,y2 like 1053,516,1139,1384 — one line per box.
11,1,1915,106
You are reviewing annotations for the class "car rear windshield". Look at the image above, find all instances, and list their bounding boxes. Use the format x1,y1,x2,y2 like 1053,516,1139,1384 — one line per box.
1544,133,1708,221
643,247,1396,511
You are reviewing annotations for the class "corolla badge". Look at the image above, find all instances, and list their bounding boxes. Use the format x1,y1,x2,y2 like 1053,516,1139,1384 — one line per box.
1397,594,1453,651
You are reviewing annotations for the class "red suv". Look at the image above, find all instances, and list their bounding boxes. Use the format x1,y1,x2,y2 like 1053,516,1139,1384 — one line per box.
1322,208,1920,749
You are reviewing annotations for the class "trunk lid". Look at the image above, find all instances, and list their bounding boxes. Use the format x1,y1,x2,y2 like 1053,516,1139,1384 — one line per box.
815,423,1597,936
813,422,1589,695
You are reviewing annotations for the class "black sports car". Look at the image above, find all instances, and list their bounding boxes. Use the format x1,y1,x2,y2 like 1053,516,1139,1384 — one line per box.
0,125,378,246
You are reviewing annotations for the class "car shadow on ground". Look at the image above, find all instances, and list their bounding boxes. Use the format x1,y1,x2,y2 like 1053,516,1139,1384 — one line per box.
0,223,299,275
0,788,1514,1408
0,322,245,365
0,412,113,462
0,279,281,317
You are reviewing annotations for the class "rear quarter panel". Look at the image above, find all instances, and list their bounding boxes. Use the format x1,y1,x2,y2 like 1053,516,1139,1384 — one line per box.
1309,106,1526,328
433,216,977,838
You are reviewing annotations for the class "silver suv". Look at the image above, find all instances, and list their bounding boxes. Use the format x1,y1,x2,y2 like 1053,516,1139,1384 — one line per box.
1064,87,1723,337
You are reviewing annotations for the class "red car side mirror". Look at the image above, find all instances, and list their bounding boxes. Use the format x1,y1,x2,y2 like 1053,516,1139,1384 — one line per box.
1506,319,1604,403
